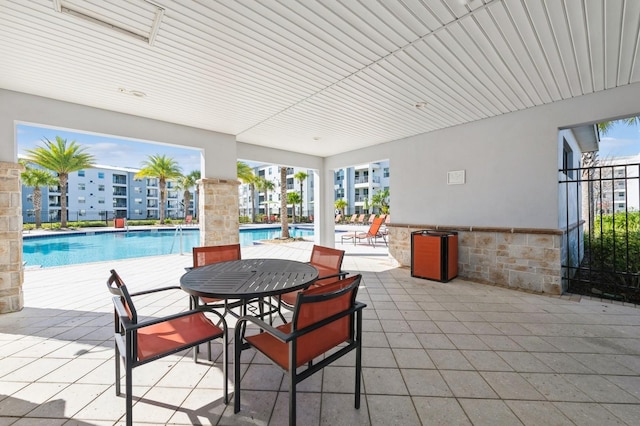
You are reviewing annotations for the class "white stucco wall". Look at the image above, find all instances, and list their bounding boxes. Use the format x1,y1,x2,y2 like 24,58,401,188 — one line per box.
0,90,237,180
327,82,640,230
4,82,640,233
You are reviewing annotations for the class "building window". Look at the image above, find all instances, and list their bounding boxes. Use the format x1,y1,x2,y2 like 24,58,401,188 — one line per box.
98,185,105,191
79,210,86,216
78,183,85,190
98,197,105,204
135,198,142,204
78,170,85,177
383,167,389,178
562,139,575,179
134,186,142,193
98,172,105,179
134,209,142,215
78,196,86,204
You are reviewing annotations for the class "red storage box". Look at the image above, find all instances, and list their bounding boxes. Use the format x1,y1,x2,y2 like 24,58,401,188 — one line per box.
411,230,458,282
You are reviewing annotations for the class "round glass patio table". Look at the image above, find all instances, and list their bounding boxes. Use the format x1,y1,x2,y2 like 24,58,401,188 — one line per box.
180,258,319,302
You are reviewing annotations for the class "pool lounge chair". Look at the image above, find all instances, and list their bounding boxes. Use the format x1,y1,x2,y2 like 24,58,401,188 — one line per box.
341,216,386,247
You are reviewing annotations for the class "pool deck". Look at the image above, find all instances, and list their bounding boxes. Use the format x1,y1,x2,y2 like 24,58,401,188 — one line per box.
3,234,640,424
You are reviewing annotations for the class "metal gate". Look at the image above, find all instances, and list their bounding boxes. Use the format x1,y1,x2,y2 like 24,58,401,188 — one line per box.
560,163,640,304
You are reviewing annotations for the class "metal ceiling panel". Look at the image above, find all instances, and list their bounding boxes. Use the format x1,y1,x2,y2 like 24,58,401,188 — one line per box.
1,0,639,158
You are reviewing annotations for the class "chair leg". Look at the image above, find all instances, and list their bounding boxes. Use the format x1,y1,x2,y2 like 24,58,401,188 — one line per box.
115,343,121,396
233,327,243,413
355,310,363,409
222,326,228,404
288,363,296,426
125,339,134,426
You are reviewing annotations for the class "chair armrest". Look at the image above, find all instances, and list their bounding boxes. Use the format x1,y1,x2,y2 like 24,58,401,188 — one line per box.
129,285,182,297
237,301,368,343
315,270,349,281
114,298,226,332
235,315,291,342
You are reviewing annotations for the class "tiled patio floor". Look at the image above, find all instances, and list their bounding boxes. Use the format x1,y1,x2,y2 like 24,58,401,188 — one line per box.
2,240,640,425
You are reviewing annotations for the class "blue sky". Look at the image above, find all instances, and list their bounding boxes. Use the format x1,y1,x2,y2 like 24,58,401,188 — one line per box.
598,119,640,158
17,119,640,171
17,124,203,173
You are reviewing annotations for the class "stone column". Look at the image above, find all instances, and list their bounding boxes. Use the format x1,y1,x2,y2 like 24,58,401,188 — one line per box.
0,161,24,313
198,178,240,247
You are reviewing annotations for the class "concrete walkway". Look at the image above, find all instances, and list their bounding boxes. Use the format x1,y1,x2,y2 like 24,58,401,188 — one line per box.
1,241,640,425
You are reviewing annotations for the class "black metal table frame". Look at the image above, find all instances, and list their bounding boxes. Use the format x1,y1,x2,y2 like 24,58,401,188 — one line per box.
180,258,319,322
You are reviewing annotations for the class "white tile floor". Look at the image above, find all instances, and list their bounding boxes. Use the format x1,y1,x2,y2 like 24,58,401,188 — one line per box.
2,239,640,425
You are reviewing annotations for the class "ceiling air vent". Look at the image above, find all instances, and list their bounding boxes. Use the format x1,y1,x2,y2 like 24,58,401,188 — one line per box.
52,0,164,46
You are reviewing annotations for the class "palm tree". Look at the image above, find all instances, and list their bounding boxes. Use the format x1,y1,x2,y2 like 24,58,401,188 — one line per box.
256,176,275,222
135,154,182,224
597,116,639,136
294,171,308,220
237,162,257,222
280,166,290,238
287,192,302,223
335,198,348,218
25,136,95,228
371,188,390,214
187,170,201,219
20,164,58,229
175,173,197,219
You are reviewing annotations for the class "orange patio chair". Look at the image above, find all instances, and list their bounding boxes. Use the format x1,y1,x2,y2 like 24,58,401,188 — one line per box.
341,216,386,247
367,213,376,224
356,213,366,225
190,244,243,311
348,213,358,224
107,270,228,426
278,245,347,314
335,214,342,223
234,274,366,426
184,214,193,225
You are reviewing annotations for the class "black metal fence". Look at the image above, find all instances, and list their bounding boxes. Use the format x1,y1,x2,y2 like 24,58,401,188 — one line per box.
560,163,640,304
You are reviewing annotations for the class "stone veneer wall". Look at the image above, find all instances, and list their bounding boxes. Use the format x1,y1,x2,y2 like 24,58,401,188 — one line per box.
387,224,563,295
0,162,24,313
198,178,240,247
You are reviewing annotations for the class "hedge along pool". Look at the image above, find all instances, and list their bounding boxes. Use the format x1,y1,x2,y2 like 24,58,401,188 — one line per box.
23,227,315,268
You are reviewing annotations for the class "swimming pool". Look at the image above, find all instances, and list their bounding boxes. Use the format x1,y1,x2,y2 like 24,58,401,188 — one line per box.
23,227,315,268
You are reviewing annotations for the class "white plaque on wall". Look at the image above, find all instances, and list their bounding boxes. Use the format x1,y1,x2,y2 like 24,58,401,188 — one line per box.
447,170,465,185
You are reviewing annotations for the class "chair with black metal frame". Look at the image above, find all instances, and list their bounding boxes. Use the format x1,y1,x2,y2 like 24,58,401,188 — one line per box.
234,274,366,426
188,244,242,309
107,269,228,426
341,216,386,247
277,244,347,320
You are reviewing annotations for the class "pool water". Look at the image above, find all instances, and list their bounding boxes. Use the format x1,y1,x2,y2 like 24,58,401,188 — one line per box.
23,227,315,268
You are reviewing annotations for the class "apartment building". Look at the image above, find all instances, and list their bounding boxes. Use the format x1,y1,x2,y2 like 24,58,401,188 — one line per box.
21,164,195,223
238,165,314,219
596,156,640,214
335,161,390,215
238,161,390,219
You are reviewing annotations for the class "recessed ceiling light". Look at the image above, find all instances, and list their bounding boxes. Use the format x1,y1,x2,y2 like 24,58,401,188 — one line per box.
414,101,427,109
313,136,321,141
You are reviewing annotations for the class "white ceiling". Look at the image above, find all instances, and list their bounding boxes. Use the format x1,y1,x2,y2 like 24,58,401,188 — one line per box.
1,0,638,157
